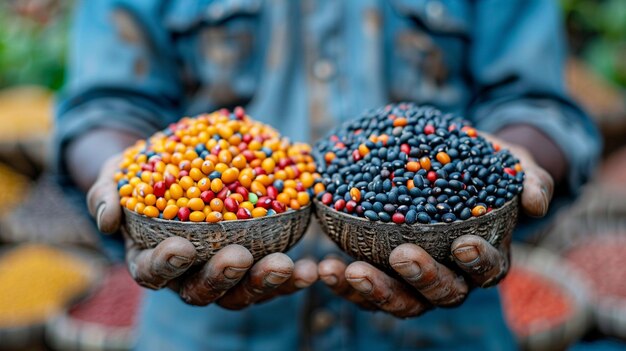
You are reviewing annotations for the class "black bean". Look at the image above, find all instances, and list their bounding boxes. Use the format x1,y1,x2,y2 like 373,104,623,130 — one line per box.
364,210,379,221
442,213,456,223
378,212,391,222
417,212,431,224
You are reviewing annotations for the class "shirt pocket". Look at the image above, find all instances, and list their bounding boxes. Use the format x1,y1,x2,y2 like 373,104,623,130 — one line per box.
385,0,471,108
164,0,264,107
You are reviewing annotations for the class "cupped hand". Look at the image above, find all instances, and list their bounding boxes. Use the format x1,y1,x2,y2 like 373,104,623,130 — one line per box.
318,136,554,318
87,155,318,308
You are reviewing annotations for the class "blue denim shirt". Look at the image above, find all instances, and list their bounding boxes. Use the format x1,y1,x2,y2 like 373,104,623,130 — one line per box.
56,0,601,350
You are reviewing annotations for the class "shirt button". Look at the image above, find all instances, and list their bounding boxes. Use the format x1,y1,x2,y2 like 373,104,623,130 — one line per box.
425,0,445,22
311,308,335,333
313,59,336,81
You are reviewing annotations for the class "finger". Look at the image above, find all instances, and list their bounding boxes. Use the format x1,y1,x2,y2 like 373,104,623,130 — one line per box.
254,258,319,303
259,258,318,301
482,133,554,217
125,235,196,290
87,156,123,233
318,257,377,310
389,244,468,307
345,262,430,318
521,165,554,217
451,235,509,288
217,253,294,310
178,245,253,306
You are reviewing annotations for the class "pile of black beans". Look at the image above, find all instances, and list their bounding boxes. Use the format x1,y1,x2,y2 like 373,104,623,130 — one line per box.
313,103,524,225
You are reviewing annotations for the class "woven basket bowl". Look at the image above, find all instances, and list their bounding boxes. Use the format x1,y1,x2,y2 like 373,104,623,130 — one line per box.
314,197,519,271
123,205,312,262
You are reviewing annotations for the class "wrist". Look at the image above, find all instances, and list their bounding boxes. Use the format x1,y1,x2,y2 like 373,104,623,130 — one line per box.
66,128,142,192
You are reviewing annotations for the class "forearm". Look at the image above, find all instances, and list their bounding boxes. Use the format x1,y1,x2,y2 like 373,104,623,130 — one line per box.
66,128,142,192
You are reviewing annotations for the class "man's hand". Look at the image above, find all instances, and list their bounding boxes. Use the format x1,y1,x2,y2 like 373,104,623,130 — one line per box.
318,136,554,318
87,155,318,308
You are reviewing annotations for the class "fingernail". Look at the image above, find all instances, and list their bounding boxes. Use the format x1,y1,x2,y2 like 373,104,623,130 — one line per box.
96,203,106,229
168,255,191,269
223,266,247,279
453,246,480,265
266,271,290,285
320,274,338,286
392,261,421,280
348,277,373,294
294,279,310,289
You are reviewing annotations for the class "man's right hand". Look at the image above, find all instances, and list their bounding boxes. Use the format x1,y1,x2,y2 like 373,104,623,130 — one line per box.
87,155,318,308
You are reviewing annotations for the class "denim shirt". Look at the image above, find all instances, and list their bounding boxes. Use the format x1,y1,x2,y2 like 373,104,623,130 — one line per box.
55,1,600,350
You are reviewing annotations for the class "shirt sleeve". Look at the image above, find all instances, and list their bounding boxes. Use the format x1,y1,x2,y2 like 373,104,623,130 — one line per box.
466,0,602,198
54,0,183,174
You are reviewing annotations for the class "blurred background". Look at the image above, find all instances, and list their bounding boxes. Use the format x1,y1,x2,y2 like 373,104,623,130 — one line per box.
0,0,624,350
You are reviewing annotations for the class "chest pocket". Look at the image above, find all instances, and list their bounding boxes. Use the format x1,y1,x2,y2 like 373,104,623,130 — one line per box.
385,0,471,109
164,0,263,109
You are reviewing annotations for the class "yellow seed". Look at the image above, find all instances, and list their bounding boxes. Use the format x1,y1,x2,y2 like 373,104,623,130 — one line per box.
189,211,206,222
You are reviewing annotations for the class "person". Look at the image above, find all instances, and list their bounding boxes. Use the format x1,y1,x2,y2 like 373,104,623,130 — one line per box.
55,0,600,350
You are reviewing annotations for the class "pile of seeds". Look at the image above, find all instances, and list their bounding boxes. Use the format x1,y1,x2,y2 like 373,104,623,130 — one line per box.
500,267,573,337
313,103,524,224
69,265,143,328
117,108,318,222
0,245,93,327
564,236,626,300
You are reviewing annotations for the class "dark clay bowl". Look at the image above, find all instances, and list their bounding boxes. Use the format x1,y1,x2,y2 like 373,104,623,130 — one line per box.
123,205,312,262
314,197,519,271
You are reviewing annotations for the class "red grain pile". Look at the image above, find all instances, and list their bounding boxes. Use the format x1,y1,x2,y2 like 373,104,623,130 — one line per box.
500,267,573,337
565,236,626,299
69,265,143,328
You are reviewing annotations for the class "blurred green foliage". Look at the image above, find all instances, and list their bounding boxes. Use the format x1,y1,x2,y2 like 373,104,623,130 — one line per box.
562,0,626,88
0,2,69,91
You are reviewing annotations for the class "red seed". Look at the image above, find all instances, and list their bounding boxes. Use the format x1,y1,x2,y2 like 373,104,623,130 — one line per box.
345,200,357,213
254,167,267,176
236,186,249,199
256,196,273,209
267,186,279,199
236,208,251,219
227,181,240,191
392,213,405,224
178,170,189,178
334,199,346,211
242,150,255,162
153,181,166,198
200,191,215,203
352,150,361,161
234,106,245,119
217,188,230,200
224,198,239,212
504,167,517,176
424,125,435,135
177,207,190,221
321,192,333,205
164,174,176,188
400,144,410,155
271,200,286,213
427,171,437,183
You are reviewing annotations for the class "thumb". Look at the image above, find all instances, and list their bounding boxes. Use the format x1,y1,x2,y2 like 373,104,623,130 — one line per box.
87,155,123,233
